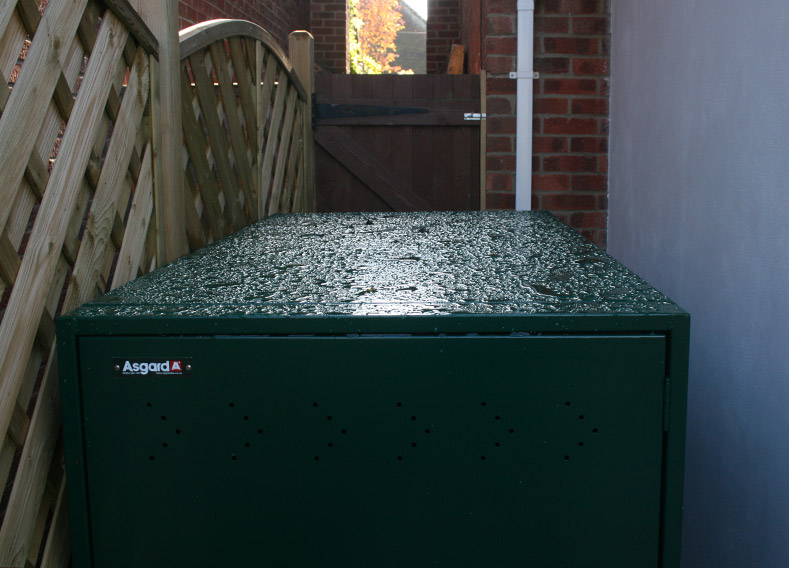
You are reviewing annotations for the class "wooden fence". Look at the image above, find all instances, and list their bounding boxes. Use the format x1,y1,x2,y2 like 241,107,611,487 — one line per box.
179,19,314,247
0,2,313,566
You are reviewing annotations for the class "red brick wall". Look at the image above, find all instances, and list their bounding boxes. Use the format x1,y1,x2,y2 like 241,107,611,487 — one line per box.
427,0,463,73
485,0,610,247
178,1,310,54
311,1,349,72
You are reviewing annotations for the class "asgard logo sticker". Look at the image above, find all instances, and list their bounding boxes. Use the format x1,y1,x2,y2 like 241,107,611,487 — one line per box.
113,358,192,377
123,360,181,375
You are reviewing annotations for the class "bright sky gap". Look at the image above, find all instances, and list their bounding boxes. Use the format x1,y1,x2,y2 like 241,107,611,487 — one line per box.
402,0,428,20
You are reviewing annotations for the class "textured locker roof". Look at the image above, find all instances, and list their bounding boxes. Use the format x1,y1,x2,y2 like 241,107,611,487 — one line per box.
72,211,683,317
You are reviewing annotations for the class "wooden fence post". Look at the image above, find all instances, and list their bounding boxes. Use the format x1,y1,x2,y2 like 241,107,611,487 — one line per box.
129,0,186,263
289,31,315,212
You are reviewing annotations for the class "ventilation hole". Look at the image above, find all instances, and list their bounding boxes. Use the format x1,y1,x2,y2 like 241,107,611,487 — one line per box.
410,416,417,421
411,442,417,448
481,402,487,407
314,456,320,461
396,402,403,407
424,429,431,434
328,442,334,448
231,455,237,461
312,402,318,407
244,442,251,448
494,415,501,421
243,416,249,421
149,456,155,461
397,456,403,461
257,429,264,434
341,429,348,435
481,456,487,461
494,442,501,447
161,442,168,448
160,416,166,421
565,401,571,407
592,428,599,434
175,429,181,435
146,402,152,407
578,442,584,447
578,415,585,421
229,402,235,407
508,428,515,434
327,416,333,421
564,455,570,461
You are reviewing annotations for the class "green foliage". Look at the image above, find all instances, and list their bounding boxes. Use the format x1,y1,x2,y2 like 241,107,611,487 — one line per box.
349,0,382,74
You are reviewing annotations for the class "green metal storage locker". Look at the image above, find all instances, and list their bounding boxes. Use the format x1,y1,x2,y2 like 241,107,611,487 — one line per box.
57,211,689,568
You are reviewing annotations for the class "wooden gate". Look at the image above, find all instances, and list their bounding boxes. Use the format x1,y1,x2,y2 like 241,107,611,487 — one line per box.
314,74,482,212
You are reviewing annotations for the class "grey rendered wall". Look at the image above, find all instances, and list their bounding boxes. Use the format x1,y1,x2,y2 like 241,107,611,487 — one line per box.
608,1,789,567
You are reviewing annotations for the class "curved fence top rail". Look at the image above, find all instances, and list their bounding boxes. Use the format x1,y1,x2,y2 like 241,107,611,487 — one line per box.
179,19,306,100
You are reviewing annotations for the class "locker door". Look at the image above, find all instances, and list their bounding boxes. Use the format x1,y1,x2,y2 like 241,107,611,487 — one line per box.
79,334,666,568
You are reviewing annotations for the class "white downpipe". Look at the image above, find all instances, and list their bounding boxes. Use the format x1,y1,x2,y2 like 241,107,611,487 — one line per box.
514,0,535,210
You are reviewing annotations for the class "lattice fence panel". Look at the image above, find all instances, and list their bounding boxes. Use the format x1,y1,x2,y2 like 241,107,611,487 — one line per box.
180,20,311,249
0,1,159,566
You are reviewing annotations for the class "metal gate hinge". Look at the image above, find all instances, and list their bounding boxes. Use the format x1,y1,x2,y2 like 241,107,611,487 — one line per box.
463,113,486,121
509,71,540,80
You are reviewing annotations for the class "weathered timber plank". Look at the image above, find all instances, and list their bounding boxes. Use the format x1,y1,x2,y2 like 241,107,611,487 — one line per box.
39,476,70,568
104,0,159,58
259,69,290,217
0,0,88,235
112,142,154,289
179,67,228,237
209,41,255,219
0,438,16,508
315,112,471,127
23,149,50,200
0,346,60,567
0,11,24,81
7,403,29,449
26,489,53,568
133,0,184,262
412,126,434,205
288,31,315,212
0,230,19,289
65,47,149,308
480,69,487,210
268,87,298,216
315,126,432,211
452,125,475,210
282,106,303,212
33,26,87,175
391,126,413,199
256,51,278,171
0,1,17,41
293,149,306,212
252,40,265,216
189,48,245,229
230,37,258,210
314,97,475,110
432,126,454,210
182,174,207,250
228,37,257,149
0,12,128,458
